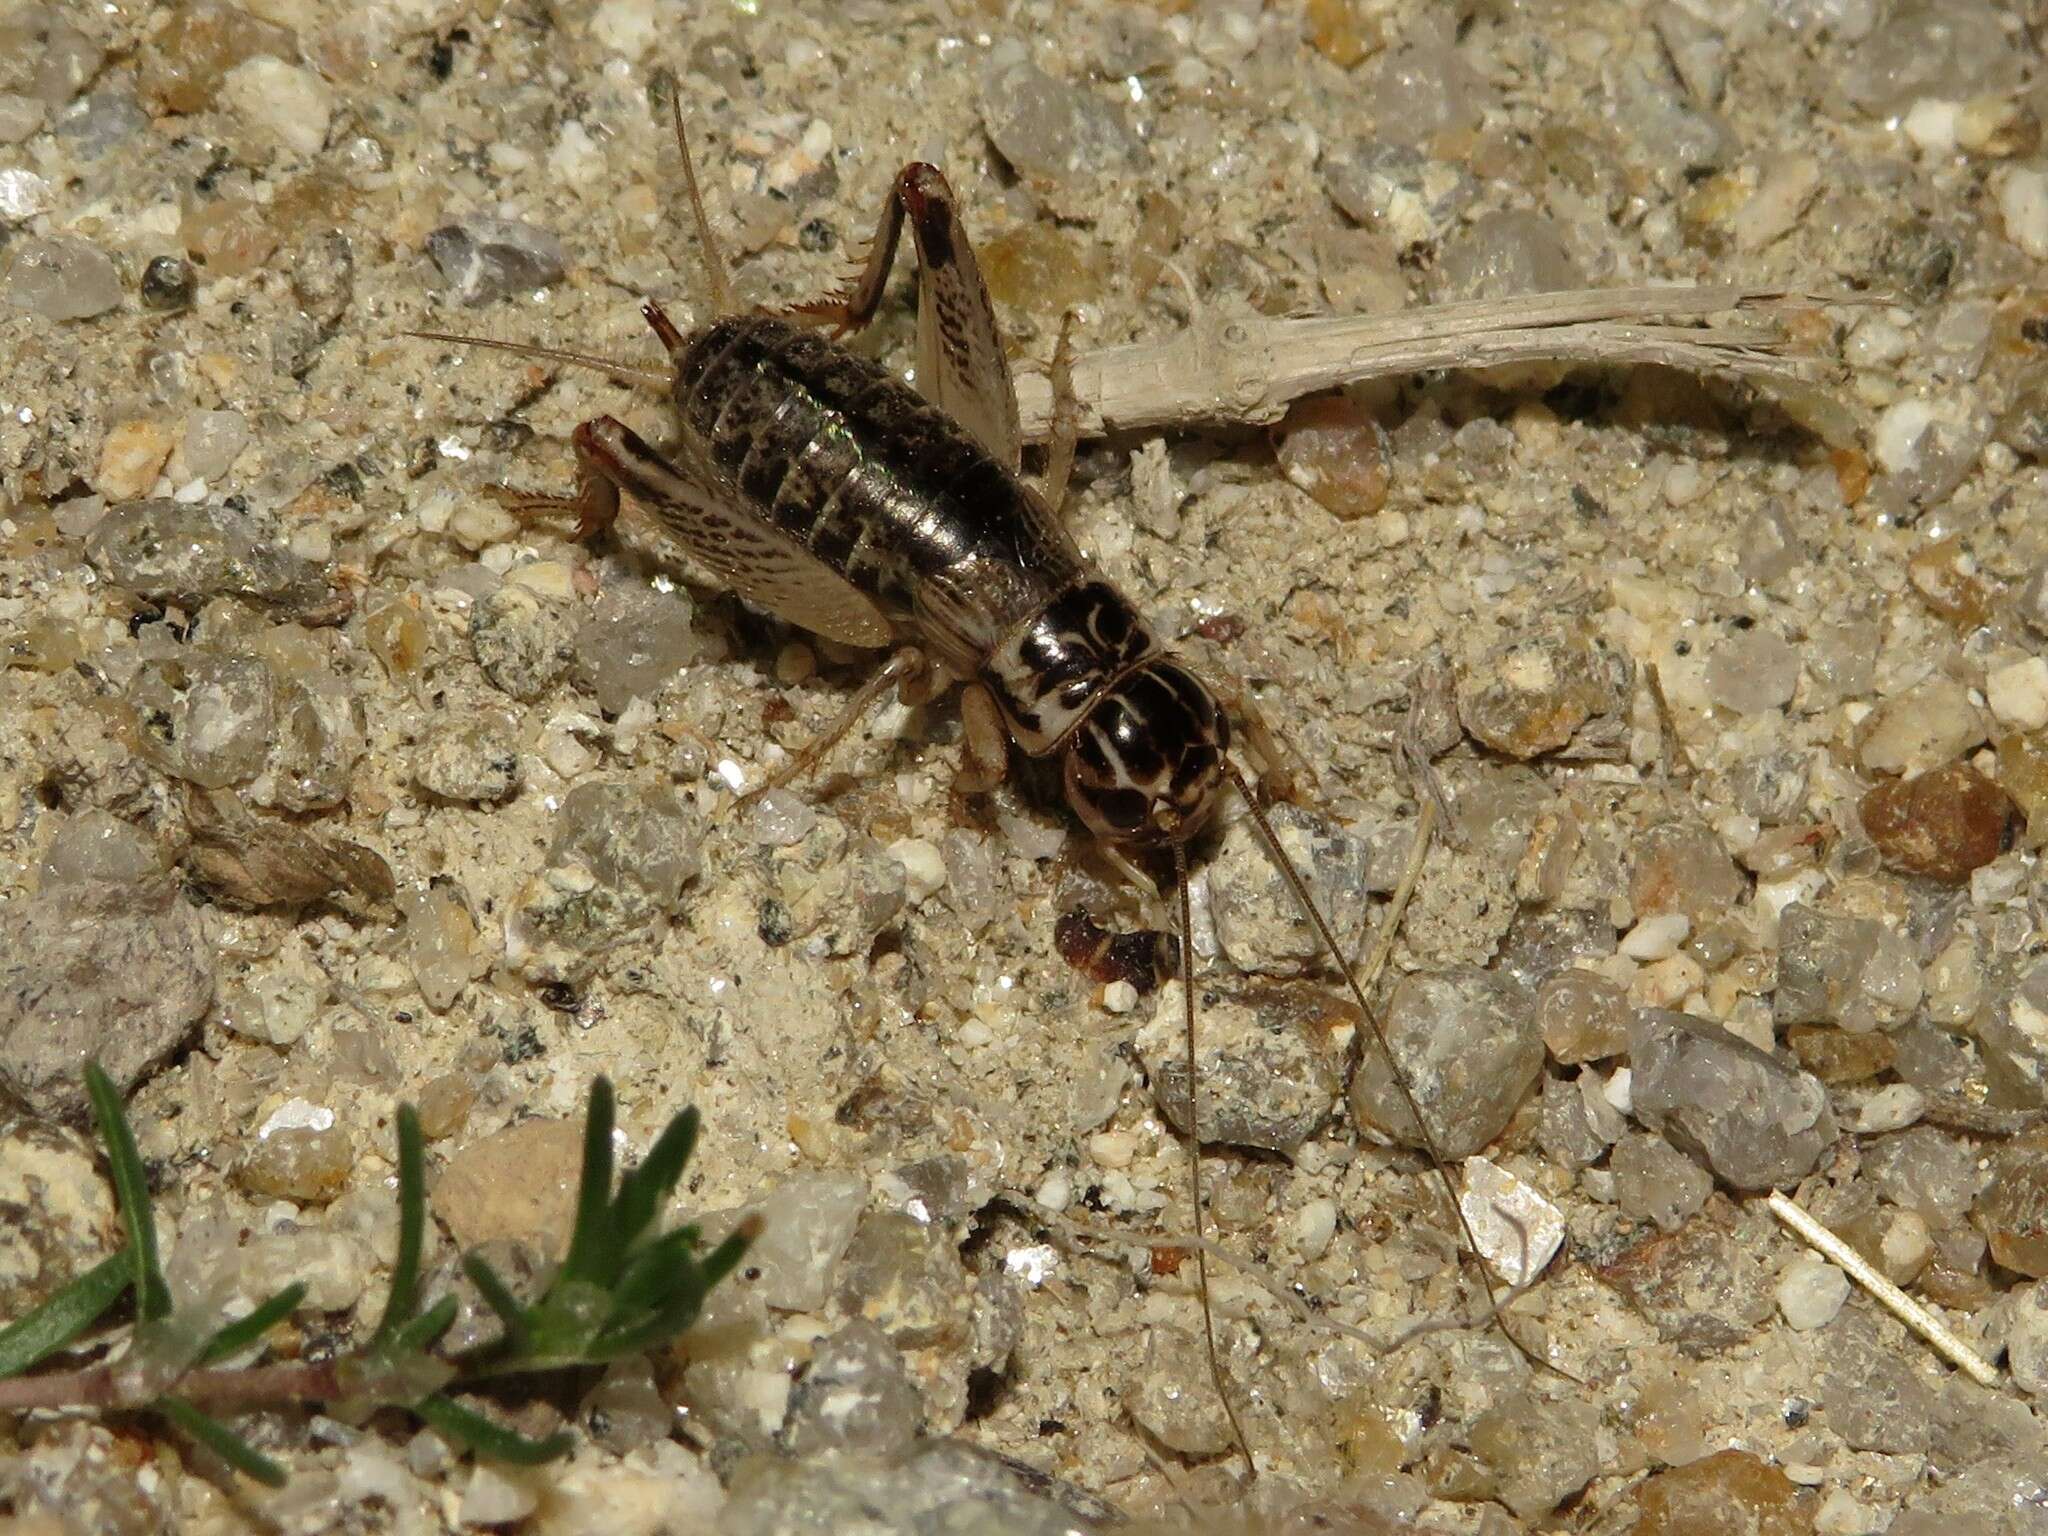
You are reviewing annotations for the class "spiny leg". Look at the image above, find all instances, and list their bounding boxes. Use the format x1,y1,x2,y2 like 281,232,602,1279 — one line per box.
738,646,931,804
1042,309,1082,515
484,418,623,543
785,162,1023,471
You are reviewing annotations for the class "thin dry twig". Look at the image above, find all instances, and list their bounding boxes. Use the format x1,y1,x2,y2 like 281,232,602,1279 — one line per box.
1015,283,1836,440
1765,1190,2000,1389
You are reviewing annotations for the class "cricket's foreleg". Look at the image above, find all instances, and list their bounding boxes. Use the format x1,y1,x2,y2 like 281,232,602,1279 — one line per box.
483,419,623,542
957,683,1011,795
740,646,932,803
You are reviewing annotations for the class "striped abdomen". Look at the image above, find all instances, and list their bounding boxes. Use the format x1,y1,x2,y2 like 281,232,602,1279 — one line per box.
671,315,1084,678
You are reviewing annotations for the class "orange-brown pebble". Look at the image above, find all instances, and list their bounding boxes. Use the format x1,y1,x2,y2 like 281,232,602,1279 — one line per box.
413,1073,475,1141
140,1,299,113
1975,1134,2048,1279
1787,1024,1897,1084
1860,761,2020,884
95,420,174,501
430,1117,584,1256
1907,534,1992,628
978,224,1108,317
1276,394,1392,520
1631,1450,1813,1536
236,1124,355,1204
1828,446,1870,505
1997,732,2048,847
1305,0,1380,67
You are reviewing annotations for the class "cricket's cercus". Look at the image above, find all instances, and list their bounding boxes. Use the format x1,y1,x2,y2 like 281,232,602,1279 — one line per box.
411,104,1828,1477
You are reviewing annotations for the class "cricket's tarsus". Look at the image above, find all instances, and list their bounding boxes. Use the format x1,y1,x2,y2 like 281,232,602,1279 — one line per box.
409,108,1575,1480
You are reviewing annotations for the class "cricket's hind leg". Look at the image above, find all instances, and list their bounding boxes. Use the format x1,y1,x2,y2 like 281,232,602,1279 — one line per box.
782,162,1024,474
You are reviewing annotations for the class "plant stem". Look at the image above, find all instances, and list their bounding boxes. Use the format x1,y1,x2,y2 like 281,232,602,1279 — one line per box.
0,1358,345,1415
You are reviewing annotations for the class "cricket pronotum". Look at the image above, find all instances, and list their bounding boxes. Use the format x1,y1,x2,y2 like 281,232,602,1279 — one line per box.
403,93,1830,1477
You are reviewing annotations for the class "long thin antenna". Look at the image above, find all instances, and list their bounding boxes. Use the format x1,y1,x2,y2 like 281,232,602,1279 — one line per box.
1218,760,1562,1380
665,82,735,318
1174,844,1255,1479
402,330,672,388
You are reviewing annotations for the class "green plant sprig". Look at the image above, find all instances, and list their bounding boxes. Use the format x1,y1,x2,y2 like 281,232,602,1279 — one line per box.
0,1066,749,1488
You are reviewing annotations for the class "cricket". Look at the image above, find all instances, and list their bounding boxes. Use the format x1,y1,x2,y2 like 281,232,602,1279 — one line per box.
411,94,1818,1483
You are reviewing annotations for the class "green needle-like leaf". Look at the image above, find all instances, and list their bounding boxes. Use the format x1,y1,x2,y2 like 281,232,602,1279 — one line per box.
414,1394,572,1464
370,1104,427,1352
158,1396,288,1487
390,1295,460,1358
556,1078,617,1287
0,1251,132,1379
610,1106,698,1256
200,1283,307,1365
85,1063,171,1322
459,1255,530,1356
603,1227,705,1326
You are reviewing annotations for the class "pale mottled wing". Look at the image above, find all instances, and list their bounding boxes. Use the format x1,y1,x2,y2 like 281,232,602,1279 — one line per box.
902,166,1025,473
587,417,893,648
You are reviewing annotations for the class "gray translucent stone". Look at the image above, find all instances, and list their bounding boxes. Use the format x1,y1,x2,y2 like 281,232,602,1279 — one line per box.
1629,818,1745,924
722,1439,1111,1536
470,585,575,701
1348,966,1542,1158
779,1320,923,1457
1207,802,1376,972
1819,1312,1934,1454
85,499,330,616
0,859,213,1118
1627,1011,1836,1191
1363,40,1486,149
129,653,279,789
54,91,148,158
266,673,364,812
1611,1131,1714,1231
1864,1125,1982,1224
1774,903,1920,1032
1141,978,1344,1154
2007,1281,2048,1400
1979,957,2048,1109
1705,627,1801,715
1599,1212,1777,1354
1837,0,2021,118
573,580,699,713
1,235,122,320
834,1212,972,1350
786,838,907,958
180,410,250,482
1726,750,1811,824
1124,1325,1234,1457
506,781,704,980
548,780,703,908
978,60,1138,183
731,1172,868,1314
39,810,166,906
1322,139,1469,235
1435,210,1582,302
426,216,567,305
1537,1072,1612,1170
1467,1389,1602,1520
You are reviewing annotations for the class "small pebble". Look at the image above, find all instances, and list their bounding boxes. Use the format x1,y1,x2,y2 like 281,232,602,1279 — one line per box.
95,420,174,501
1629,1010,1835,1190
1350,966,1542,1158
1975,1136,2048,1278
237,1122,354,1204
221,55,334,157
1861,761,2020,884
1986,656,2048,733
1705,627,1800,714
1,234,122,320
141,252,197,311
1459,1155,1565,1286
978,59,1138,184
1140,979,1347,1155
1125,1326,1235,1457
1457,626,1627,759
1998,165,2048,259
1855,676,1985,776
886,837,947,904
1775,1257,1850,1330
1612,1131,1714,1230
1276,394,1391,520
427,216,568,305
1620,912,1691,961
2006,1280,2048,1399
